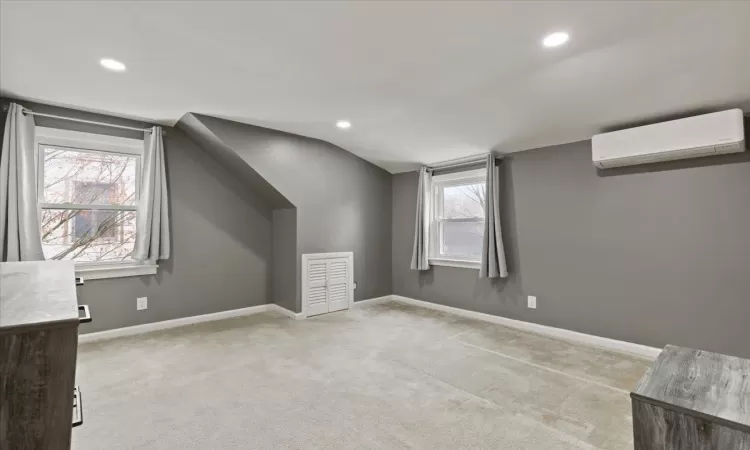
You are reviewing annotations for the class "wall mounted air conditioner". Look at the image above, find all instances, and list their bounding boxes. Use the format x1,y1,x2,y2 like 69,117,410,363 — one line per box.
592,109,745,169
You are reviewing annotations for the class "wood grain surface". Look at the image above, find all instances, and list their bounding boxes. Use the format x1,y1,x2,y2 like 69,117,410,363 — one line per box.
1,262,80,450
0,326,78,450
633,399,750,450
633,345,750,431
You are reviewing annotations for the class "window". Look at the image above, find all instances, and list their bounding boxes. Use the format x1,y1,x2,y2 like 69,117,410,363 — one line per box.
430,168,486,269
72,183,119,239
35,127,156,279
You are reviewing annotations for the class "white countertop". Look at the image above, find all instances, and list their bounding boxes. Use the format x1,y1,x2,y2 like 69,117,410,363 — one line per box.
0,261,79,332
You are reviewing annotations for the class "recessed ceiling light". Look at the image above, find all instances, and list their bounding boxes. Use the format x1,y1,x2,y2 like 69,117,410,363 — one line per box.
542,32,569,48
100,58,126,72
336,120,351,129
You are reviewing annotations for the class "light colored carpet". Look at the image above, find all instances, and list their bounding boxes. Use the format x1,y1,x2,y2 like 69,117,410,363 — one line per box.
73,301,651,449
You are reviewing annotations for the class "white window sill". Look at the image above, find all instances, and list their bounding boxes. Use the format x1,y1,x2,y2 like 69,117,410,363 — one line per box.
75,263,158,281
429,258,480,270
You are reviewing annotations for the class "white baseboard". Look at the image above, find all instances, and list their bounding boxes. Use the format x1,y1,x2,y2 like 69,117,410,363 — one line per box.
79,294,662,359
390,295,662,360
353,295,394,307
271,304,305,320
80,296,394,344
79,304,277,344
281,295,396,320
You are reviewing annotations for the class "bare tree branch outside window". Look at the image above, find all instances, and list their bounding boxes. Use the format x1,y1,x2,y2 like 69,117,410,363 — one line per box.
442,183,485,219
40,147,138,263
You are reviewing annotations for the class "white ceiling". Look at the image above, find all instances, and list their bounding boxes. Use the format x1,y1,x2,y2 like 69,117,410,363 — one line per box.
1,1,749,173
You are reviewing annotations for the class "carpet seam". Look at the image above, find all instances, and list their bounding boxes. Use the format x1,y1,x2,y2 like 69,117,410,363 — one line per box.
388,358,598,450
454,340,630,395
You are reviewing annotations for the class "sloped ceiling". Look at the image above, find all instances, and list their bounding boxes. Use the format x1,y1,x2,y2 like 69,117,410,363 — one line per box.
1,1,748,172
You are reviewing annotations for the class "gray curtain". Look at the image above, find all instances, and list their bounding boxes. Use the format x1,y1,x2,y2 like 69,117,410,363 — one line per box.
133,126,170,262
479,155,508,278
410,166,431,270
0,103,45,262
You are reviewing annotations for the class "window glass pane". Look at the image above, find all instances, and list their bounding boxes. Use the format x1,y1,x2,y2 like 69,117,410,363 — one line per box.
42,147,137,206
41,209,136,262
74,182,117,205
73,210,119,239
442,183,485,219
441,221,484,259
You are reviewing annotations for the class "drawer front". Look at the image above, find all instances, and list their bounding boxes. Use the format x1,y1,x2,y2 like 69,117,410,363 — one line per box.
633,399,750,450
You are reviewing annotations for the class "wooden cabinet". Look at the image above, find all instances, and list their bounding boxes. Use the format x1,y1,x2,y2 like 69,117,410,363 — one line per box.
631,345,750,449
0,261,83,450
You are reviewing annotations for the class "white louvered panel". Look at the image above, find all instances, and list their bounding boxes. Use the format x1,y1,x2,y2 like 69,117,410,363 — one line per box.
328,284,347,303
306,282,328,317
303,253,352,317
327,258,349,313
306,259,329,316
308,261,327,287
328,259,348,285
308,286,327,305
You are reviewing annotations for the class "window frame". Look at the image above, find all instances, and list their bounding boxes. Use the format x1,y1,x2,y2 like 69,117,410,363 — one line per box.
429,168,486,270
35,127,157,280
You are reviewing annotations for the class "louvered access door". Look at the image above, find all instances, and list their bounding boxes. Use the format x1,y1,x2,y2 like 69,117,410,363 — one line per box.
327,258,349,313
304,254,352,317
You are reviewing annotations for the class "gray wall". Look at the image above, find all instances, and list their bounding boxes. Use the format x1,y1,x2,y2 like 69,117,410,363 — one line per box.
179,113,393,312
176,113,292,209
272,208,298,312
393,139,750,358
1,99,274,333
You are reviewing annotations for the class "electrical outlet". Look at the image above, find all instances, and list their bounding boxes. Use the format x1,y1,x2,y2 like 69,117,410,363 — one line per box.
527,295,537,309
137,297,148,310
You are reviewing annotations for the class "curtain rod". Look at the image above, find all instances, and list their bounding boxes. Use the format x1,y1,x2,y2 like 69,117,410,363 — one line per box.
426,153,498,171
1,103,155,133
21,110,153,133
